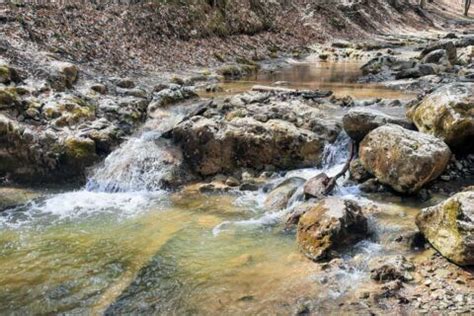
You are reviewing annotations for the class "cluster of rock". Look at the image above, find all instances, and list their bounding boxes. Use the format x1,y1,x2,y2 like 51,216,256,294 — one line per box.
170,91,341,177
361,36,474,91
268,40,474,266
0,60,197,183
340,81,473,265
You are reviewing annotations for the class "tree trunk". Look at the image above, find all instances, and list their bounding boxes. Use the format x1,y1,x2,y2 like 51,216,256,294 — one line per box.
465,0,471,16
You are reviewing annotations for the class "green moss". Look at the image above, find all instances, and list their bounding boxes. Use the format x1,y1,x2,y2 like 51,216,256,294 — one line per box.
0,88,17,107
65,137,96,161
170,76,185,85
0,66,10,83
217,65,241,78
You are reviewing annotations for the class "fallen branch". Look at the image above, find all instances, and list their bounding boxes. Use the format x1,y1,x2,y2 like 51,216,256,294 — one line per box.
302,140,356,199
287,141,356,227
251,85,296,93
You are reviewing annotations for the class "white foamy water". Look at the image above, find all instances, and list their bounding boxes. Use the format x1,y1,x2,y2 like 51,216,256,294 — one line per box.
0,190,164,228
87,106,188,193
35,191,158,219
86,133,176,192
213,133,354,235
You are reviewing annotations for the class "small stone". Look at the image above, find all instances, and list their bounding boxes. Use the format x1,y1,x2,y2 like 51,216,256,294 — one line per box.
115,78,135,89
90,83,107,94
440,175,451,181
455,278,465,284
239,182,259,191
225,177,240,187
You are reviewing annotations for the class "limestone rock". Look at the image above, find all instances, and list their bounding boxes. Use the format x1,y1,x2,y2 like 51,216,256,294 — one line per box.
47,61,79,91
416,190,474,266
420,41,457,64
349,158,372,183
303,173,330,199
342,107,413,142
359,124,451,193
421,49,449,64
171,94,337,176
406,83,474,153
297,197,368,261
369,255,415,282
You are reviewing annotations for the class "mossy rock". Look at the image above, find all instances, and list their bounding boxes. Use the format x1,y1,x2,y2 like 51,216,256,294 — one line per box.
64,136,97,166
0,88,18,108
0,65,10,84
359,124,451,194
217,64,258,79
407,83,474,153
416,190,474,266
0,65,21,84
297,197,368,261
0,188,40,211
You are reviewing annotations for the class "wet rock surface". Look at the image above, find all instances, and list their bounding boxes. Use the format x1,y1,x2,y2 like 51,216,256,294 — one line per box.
171,92,340,177
1,12,474,314
343,107,413,142
297,197,368,261
0,59,200,184
264,177,305,211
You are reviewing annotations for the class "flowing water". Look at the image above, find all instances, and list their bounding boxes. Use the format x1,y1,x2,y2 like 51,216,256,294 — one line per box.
0,59,432,314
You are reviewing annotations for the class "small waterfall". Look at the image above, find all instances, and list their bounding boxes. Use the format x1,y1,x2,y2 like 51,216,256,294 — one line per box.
86,133,175,192
321,132,351,171
86,107,187,193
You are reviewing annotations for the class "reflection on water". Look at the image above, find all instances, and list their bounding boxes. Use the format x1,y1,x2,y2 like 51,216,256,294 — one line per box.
201,61,415,100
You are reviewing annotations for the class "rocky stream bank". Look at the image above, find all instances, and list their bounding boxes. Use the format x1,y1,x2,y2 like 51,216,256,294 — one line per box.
1,27,474,314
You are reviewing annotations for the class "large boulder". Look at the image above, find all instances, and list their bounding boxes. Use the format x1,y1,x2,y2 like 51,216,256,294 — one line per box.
416,190,474,266
395,63,437,79
406,83,474,153
297,197,368,261
171,93,338,176
359,124,451,194
343,107,413,142
173,116,325,175
420,41,457,64
421,49,449,64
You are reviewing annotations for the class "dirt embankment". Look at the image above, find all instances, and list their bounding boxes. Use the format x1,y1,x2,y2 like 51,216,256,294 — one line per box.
0,0,456,76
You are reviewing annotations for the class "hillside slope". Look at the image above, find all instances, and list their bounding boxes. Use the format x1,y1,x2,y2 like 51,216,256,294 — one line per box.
1,0,463,75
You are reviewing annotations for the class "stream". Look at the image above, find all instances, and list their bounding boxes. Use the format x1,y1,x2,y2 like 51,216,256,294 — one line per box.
0,59,435,314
